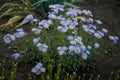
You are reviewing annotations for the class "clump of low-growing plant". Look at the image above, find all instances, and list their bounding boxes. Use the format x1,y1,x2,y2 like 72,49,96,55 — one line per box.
2,4,119,77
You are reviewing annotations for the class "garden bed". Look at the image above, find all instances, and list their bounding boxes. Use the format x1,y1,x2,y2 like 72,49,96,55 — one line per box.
0,0,120,80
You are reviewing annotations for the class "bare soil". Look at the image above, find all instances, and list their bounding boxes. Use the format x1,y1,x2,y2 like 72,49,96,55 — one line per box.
76,0,120,79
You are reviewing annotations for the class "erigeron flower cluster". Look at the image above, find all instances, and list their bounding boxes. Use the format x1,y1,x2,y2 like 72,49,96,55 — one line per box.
57,18,78,33
3,4,119,75
109,36,119,44
3,28,26,44
82,24,107,39
22,14,39,24
57,36,91,60
49,4,64,13
12,53,20,59
31,63,46,75
31,20,53,34
33,38,48,53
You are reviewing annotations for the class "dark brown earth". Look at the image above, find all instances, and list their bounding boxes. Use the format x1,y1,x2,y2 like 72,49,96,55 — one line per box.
0,0,120,80
77,0,120,79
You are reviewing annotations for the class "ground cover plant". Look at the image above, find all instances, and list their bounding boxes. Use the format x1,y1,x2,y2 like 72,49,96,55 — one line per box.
1,3,119,79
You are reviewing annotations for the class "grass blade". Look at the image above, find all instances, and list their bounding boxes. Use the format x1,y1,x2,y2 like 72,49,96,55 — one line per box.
0,3,20,11
0,8,13,18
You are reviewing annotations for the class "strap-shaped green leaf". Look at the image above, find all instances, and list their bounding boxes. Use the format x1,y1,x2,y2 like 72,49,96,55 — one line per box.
64,2,79,8
33,0,48,6
0,3,20,11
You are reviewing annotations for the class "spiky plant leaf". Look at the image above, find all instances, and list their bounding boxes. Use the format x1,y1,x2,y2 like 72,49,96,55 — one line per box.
0,3,20,11
22,0,33,7
0,8,13,18
0,16,23,32
64,2,79,8
1,11,26,16
70,0,85,3
33,0,48,6
5,16,23,26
